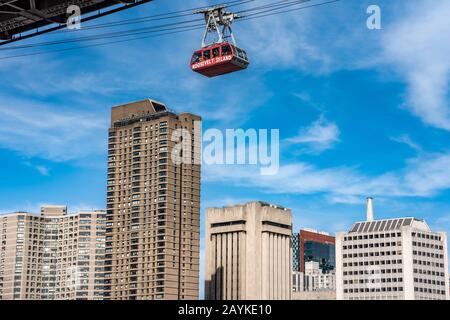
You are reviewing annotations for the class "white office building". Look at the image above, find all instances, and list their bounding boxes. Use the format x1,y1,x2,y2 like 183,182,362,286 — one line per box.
336,198,449,300
292,261,336,292
305,261,336,291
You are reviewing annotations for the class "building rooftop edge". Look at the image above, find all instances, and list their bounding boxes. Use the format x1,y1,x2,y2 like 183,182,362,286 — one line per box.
351,217,424,224
207,200,290,211
111,98,165,109
0,209,106,218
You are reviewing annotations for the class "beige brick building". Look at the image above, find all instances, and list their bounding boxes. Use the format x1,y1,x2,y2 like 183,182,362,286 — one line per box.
0,206,106,300
104,99,201,300
205,201,292,300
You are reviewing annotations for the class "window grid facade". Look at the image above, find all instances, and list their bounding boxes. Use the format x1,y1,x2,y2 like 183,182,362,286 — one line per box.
104,99,201,300
292,233,299,272
0,207,105,300
336,217,449,300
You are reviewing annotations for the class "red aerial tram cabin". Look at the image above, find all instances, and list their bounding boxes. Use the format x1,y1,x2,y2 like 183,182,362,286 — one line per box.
190,41,249,77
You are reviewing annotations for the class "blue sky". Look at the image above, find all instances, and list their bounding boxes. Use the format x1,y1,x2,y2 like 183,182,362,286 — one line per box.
0,0,449,296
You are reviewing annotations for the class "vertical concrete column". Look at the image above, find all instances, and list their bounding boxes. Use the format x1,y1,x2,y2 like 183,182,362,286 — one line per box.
231,232,237,299
442,232,449,300
402,228,414,300
277,234,281,299
221,233,227,299
261,232,268,299
281,235,285,300
288,236,292,300
335,233,344,300
269,232,273,299
240,232,246,299
226,233,232,300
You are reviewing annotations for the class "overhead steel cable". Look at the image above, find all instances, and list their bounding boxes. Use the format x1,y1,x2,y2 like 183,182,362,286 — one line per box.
241,0,340,19
52,0,257,33
0,0,313,51
0,0,255,46
0,19,204,51
0,26,204,60
0,0,260,51
0,0,342,60
236,0,311,15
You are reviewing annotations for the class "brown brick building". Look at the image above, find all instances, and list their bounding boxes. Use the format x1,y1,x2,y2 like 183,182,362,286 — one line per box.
104,99,201,300
299,229,335,273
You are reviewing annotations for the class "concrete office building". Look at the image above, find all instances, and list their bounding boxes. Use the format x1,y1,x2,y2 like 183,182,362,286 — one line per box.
104,99,201,300
336,198,449,300
0,206,106,300
205,201,292,300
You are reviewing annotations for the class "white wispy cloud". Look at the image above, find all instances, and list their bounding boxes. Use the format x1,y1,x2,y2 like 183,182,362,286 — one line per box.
292,91,326,112
390,134,422,153
36,166,50,176
0,27,271,127
293,92,312,103
23,161,51,176
285,115,340,153
0,97,108,161
240,0,450,132
203,151,450,201
381,0,450,131
240,2,335,73
228,0,450,132
1,0,448,134
435,215,450,225
327,194,365,205
427,213,450,238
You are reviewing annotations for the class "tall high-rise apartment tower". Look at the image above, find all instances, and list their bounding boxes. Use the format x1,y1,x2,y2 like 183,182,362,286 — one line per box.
0,206,105,300
205,201,292,300
104,99,201,300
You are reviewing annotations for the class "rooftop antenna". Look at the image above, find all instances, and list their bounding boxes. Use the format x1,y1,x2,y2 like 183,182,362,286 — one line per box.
366,197,374,222
194,5,242,48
